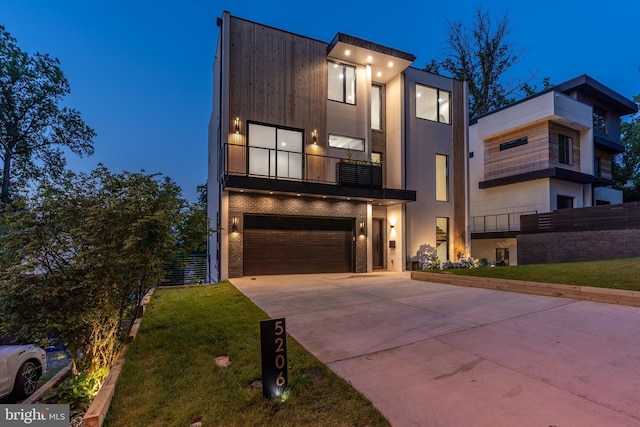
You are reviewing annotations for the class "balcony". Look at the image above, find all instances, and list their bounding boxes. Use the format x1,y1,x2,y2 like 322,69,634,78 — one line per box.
221,143,415,204
470,211,537,238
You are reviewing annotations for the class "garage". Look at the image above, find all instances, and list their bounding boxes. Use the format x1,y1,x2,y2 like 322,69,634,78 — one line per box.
243,214,354,276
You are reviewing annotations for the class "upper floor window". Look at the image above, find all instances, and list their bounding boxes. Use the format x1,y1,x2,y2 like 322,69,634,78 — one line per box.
329,134,364,151
371,84,382,130
416,84,451,124
559,134,573,165
594,157,602,177
593,106,607,133
248,123,303,180
328,61,356,105
435,154,449,201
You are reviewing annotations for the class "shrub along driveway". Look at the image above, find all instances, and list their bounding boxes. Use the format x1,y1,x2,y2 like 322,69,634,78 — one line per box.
232,271,640,427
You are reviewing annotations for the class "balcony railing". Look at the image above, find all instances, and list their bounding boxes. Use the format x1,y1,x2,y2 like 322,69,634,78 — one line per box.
470,211,538,234
223,143,383,188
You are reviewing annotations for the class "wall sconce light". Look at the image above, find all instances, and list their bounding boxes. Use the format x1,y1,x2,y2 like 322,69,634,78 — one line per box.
312,129,318,144
359,221,366,236
390,224,395,229
234,117,240,134
231,216,239,232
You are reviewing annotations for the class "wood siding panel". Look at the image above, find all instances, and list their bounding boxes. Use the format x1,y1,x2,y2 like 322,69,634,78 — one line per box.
484,123,550,180
451,79,467,256
228,18,328,180
594,147,613,179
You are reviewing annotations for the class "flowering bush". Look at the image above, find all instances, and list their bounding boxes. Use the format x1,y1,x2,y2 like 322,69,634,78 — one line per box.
419,254,498,271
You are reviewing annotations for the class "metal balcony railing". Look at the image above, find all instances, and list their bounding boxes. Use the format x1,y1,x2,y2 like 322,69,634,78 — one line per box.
222,143,384,188
470,211,538,233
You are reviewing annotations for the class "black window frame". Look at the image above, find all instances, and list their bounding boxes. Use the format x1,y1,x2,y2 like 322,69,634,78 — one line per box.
416,83,451,124
328,61,356,105
559,134,573,165
593,106,607,134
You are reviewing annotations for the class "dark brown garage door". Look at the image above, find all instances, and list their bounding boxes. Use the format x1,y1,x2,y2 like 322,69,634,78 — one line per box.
243,214,353,276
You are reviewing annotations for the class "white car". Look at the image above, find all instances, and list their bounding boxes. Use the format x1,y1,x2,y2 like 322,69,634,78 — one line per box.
0,340,47,400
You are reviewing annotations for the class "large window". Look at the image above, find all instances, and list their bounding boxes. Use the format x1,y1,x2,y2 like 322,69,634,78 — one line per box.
559,134,573,165
557,195,574,210
436,217,449,261
371,84,382,130
248,123,303,180
328,61,356,105
329,134,364,151
593,106,607,133
435,154,449,201
416,84,450,124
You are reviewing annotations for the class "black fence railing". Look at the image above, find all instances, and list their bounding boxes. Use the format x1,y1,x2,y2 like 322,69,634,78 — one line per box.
223,143,383,188
470,211,537,233
161,254,207,286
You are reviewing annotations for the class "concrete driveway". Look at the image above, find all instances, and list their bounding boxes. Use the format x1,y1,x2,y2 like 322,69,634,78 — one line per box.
231,271,640,426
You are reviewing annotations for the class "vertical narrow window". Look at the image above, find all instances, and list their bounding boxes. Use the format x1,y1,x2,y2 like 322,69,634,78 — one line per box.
416,84,451,124
594,157,602,177
328,61,356,105
593,106,607,133
371,84,382,130
436,217,449,261
559,134,573,165
435,154,449,201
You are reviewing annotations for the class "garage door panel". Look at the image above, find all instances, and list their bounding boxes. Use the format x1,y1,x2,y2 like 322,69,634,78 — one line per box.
243,218,353,276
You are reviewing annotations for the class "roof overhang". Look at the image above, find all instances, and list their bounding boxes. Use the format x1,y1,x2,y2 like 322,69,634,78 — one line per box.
327,33,415,84
479,167,595,189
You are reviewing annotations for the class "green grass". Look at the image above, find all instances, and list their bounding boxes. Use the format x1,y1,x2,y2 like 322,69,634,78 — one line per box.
436,257,640,291
105,283,390,427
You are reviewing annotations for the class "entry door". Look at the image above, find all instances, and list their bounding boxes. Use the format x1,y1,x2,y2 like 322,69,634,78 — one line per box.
372,219,384,268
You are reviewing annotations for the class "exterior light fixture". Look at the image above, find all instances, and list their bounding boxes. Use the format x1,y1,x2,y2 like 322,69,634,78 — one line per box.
390,224,395,229
234,117,240,133
359,221,366,236
312,129,318,144
232,216,239,232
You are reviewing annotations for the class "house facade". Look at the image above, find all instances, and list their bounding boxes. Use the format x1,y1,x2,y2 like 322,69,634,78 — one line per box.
208,12,468,280
469,75,637,265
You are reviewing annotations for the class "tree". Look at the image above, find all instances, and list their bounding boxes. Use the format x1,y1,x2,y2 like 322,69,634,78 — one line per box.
425,7,538,118
614,93,640,201
0,166,186,383
0,26,95,204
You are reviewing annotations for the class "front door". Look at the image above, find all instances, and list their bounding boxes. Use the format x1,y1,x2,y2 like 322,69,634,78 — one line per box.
372,218,384,268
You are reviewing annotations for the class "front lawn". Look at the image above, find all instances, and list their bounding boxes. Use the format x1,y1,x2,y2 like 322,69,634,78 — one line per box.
105,283,390,427
436,257,640,291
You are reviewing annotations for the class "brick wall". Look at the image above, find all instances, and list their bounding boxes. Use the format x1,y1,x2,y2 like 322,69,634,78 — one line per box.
228,193,368,277
518,229,640,264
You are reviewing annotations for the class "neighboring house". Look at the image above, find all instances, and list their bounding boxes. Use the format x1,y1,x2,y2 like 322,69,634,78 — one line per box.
208,11,468,280
469,75,638,265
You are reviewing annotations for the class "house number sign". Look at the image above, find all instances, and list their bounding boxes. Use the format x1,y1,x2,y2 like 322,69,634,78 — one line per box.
260,318,288,398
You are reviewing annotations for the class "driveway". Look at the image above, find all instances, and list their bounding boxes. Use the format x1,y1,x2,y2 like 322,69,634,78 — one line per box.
231,271,640,426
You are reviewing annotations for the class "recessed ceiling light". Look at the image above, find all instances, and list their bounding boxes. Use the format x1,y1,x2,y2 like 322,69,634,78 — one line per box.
388,61,394,67
366,55,373,63
345,49,351,56
376,71,382,78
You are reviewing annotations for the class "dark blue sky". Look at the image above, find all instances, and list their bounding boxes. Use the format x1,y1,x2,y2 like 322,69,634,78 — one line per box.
2,0,639,201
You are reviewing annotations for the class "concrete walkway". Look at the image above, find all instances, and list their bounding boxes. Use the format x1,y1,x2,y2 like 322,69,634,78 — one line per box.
231,271,640,426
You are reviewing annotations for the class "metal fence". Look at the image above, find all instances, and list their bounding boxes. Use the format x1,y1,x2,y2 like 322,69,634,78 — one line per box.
160,254,207,286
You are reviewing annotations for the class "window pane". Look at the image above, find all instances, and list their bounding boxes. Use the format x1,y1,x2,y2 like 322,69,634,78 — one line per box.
436,217,449,261
328,62,343,102
249,123,276,149
438,90,450,123
276,129,303,179
435,154,448,201
416,84,438,121
248,123,275,176
371,85,381,130
329,134,364,151
345,65,356,105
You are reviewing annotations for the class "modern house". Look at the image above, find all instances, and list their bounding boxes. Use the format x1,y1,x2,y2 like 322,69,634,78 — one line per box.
208,11,468,280
469,75,638,265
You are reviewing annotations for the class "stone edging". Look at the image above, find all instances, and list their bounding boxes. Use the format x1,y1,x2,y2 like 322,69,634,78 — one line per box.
411,271,640,307
82,288,155,427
